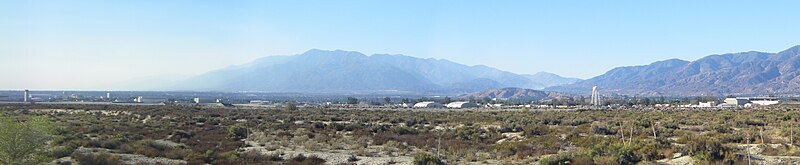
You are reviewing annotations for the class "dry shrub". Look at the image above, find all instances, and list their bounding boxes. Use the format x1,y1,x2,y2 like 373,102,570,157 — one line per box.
286,154,326,165
72,151,123,165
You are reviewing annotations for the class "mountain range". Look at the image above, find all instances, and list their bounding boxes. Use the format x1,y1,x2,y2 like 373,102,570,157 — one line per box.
169,45,800,96
172,49,580,94
458,87,566,101
547,45,800,96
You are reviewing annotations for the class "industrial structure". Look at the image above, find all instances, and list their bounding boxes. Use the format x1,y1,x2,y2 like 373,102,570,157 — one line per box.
136,96,167,103
698,101,716,108
748,97,781,106
193,97,216,103
591,86,600,106
24,89,29,102
445,101,479,108
413,101,443,108
724,97,780,107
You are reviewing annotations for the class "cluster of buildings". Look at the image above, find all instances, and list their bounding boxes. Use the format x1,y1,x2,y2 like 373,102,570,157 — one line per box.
671,97,782,108
410,101,490,109
724,97,781,107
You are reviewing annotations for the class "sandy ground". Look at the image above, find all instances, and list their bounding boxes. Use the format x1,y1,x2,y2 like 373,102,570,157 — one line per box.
656,155,694,165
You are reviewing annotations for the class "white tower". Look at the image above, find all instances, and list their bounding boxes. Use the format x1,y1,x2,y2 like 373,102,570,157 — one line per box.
106,92,111,99
23,89,29,102
591,86,599,106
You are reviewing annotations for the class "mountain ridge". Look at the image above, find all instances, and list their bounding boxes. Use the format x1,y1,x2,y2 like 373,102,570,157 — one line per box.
171,49,580,94
547,45,800,96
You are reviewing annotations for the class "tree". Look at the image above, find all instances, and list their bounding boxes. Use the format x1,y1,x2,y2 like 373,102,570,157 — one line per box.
284,101,298,110
228,123,248,140
346,97,359,105
0,115,56,165
384,97,391,104
442,97,452,104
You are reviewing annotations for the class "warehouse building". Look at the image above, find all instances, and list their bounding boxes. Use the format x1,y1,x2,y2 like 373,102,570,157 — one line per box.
445,101,480,108
413,101,443,108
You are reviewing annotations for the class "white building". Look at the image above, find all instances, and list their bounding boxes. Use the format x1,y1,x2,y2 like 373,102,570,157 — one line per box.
250,100,270,105
136,96,167,103
748,97,780,106
445,101,479,108
698,101,716,108
413,101,443,108
486,104,503,108
194,97,215,103
724,97,749,106
724,97,781,107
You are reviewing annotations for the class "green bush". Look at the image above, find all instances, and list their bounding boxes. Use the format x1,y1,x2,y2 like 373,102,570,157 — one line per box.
71,152,123,165
228,123,249,140
0,115,57,165
413,152,444,165
539,152,571,165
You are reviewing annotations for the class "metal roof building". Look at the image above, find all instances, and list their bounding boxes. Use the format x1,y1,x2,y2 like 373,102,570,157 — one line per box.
446,101,479,108
413,101,443,108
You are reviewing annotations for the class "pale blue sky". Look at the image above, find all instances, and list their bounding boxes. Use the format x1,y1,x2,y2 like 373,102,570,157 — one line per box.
2,1,799,90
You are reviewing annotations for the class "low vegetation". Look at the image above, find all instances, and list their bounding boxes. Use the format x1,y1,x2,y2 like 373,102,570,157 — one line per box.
1,104,800,164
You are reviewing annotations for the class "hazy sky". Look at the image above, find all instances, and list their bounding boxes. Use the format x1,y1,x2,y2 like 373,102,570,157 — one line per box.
2,1,800,90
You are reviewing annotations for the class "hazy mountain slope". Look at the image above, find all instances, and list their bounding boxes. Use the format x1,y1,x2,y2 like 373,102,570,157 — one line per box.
523,72,582,87
369,54,542,89
175,49,567,93
458,87,560,101
547,45,800,96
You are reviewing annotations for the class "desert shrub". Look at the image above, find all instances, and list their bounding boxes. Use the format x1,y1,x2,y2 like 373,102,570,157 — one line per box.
718,133,747,143
524,125,551,136
0,115,57,165
760,144,780,156
661,121,679,129
119,139,178,158
591,124,617,135
49,143,78,158
286,154,326,165
228,123,249,140
632,140,665,161
392,126,418,135
449,126,486,141
712,124,731,133
71,151,123,165
239,150,283,164
539,152,572,165
586,139,639,165
347,155,359,162
680,134,733,162
566,116,593,126
164,148,192,159
412,152,444,165
171,130,195,139
744,120,766,126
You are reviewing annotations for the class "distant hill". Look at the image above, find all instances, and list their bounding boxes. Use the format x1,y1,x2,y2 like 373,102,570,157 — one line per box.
523,72,582,87
459,87,564,100
173,49,577,94
547,45,800,96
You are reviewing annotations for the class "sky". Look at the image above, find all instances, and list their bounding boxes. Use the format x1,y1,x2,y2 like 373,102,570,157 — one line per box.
1,0,800,90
